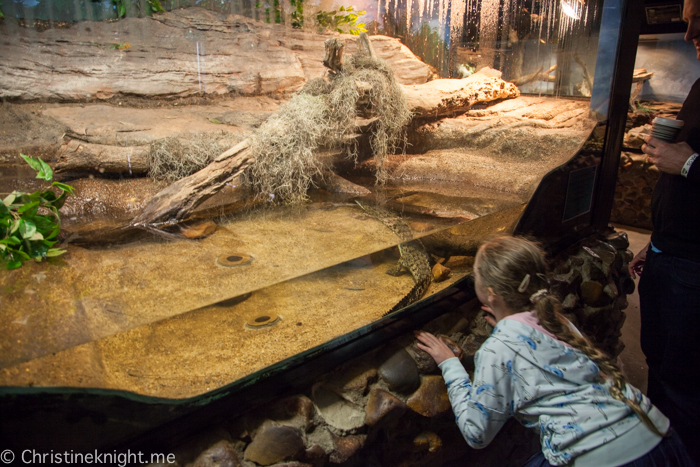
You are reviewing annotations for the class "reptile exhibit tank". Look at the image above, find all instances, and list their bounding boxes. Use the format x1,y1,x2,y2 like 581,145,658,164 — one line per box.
0,0,638,438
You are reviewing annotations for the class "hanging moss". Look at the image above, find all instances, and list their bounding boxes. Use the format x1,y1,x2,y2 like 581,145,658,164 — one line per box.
244,48,412,203
148,133,241,183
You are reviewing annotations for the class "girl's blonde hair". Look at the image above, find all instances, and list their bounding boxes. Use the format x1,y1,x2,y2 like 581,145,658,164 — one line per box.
474,236,664,437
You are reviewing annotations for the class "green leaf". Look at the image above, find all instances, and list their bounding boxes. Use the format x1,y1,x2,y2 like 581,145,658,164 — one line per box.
3,194,15,206
29,232,44,241
52,182,75,195
0,244,5,252
0,237,21,246
21,153,43,172
37,158,53,181
149,0,165,12
17,200,40,214
40,190,58,202
10,220,20,235
19,219,37,239
46,248,67,257
45,224,60,241
20,154,53,181
209,118,222,124
6,260,22,270
14,249,31,260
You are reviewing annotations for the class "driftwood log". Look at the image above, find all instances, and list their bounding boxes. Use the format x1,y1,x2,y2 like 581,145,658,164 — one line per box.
56,140,150,174
131,140,253,231
130,36,520,233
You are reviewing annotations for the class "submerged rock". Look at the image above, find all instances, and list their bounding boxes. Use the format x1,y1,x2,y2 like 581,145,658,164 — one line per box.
181,221,218,239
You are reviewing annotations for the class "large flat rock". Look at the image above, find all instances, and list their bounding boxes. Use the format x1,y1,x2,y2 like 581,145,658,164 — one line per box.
0,8,432,101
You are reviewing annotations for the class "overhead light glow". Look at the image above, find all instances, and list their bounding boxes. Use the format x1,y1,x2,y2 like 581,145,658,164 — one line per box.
561,0,583,20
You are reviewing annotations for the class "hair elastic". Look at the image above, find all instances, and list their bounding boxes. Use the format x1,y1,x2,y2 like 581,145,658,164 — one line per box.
530,289,549,304
518,274,531,293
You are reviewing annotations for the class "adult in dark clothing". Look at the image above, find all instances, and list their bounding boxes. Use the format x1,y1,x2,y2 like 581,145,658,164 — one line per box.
631,0,700,462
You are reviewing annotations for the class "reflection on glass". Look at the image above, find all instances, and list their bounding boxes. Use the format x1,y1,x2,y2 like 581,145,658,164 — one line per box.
0,0,607,396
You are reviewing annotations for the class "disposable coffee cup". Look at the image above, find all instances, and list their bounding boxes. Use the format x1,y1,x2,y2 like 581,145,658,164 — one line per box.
651,117,684,143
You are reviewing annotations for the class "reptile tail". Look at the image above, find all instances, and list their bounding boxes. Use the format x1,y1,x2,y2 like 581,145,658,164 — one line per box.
383,279,430,316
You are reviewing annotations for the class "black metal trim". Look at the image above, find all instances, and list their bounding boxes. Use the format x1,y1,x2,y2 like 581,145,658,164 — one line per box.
593,0,644,229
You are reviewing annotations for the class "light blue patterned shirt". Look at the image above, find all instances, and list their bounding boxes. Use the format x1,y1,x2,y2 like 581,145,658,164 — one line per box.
438,318,668,466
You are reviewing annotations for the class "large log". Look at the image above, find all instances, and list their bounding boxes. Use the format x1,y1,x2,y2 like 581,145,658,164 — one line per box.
130,69,519,230
130,140,253,230
56,140,150,174
403,68,520,118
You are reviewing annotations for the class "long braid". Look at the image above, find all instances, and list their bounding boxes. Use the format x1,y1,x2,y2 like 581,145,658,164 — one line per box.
533,296,665,438
476,236,665,438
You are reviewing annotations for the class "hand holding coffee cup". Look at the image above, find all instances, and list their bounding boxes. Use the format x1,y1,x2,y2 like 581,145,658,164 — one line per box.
642,132,696,176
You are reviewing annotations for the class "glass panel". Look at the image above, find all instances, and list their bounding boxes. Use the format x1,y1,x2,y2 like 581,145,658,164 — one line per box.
0,0,610,396
380,0,604,96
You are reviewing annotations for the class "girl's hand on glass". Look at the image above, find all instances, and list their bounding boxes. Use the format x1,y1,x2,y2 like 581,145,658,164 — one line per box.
414,330,456,365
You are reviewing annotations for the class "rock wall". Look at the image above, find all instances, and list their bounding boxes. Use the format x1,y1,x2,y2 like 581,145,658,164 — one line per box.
0,8,433,101
146,230,634,467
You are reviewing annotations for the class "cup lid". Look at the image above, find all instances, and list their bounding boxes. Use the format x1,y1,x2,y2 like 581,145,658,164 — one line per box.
653,117,684,128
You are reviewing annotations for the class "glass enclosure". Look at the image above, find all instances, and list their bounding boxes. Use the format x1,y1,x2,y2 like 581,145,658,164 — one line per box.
0,0,612,398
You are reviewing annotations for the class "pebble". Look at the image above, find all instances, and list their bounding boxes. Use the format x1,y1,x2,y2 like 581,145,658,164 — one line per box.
378,348,421,394
606,231,630,250
243,421,304,466
266,395,315,431
413,431,443,453
580,280,603,305
432,263,451,282
192,440,240,467
407,342,438,374
406,375,451,418
180,220,217,239
365,387,407,426
311,384,366,431
329,434,366,464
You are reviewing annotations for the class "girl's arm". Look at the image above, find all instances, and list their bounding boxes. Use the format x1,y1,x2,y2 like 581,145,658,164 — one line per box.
416,331,515,449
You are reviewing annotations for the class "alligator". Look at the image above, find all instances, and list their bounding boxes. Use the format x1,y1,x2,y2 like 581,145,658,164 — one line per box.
355,201,433,316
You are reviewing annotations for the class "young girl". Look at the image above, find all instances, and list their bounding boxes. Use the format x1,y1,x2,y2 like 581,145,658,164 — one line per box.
415,236,692,467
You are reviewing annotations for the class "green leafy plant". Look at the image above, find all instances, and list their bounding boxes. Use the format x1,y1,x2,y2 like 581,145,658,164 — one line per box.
1,155,74,270
290,0,303,28
0,1,4,19
107,0,164,18
316,5,366,35
635,102,654,114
